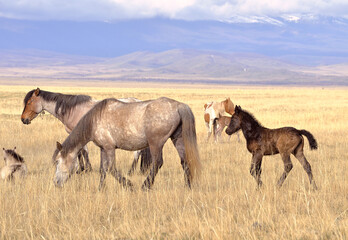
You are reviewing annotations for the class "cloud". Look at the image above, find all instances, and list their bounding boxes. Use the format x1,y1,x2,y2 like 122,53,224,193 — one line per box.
0,0,348,22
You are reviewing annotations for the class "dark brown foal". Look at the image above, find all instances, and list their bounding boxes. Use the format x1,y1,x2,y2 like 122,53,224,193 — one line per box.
226,106,318,190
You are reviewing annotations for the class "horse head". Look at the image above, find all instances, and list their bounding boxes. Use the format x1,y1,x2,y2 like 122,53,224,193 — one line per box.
223,97,234,115
226,105,242,135
53,141,77,187
21,88,43,124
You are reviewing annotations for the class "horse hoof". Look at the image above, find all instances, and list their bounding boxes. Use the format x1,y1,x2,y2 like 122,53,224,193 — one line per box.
122,180,134,191
141,183,151,191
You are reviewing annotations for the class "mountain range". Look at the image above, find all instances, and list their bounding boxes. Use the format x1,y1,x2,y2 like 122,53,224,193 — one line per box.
0,49,347,85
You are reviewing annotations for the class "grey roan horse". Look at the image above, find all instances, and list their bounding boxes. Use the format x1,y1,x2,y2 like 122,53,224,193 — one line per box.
226,106,318,189
53,97,201,190
21,88,152,174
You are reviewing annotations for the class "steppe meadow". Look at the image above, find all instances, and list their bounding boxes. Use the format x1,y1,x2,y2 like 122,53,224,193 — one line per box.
0,84,347,239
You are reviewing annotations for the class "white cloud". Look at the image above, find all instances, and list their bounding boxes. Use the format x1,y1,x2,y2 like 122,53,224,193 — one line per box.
0,0,348,22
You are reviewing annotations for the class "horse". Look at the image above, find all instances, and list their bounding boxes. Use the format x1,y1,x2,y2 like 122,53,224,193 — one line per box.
1,147,27,181
53,97,201,190
225,106,318,190
21,88,152,174
204,97,234,142
214,116,240,143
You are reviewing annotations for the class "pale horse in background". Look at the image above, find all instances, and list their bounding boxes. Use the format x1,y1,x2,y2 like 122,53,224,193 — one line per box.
204,97,234,142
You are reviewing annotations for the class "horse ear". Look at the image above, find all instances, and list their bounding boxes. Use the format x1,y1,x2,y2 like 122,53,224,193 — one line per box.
34,88,40,96
204,103,207,110
56,142,63,151
235,105,240,113
13,146,16,151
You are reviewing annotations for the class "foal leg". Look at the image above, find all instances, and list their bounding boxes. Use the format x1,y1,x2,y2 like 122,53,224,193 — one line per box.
81,145,92,172
294,150,318,190
277,153,293,188
127,150,141,176
141,145,164,190
250,152,263,188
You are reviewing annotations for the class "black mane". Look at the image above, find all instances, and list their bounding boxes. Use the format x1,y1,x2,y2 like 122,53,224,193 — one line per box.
24,89,92,117
5,149,24,162
240,109,263,128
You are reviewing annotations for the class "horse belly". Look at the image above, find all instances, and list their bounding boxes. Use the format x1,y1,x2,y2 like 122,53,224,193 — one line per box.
263,141,279,155
116,134,148,151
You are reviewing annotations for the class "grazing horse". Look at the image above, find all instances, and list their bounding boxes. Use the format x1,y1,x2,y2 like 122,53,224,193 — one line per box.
204,97,234,142
214,116,240,142
226,106,318,189
53,97,201,190
21,88,152,174
1,147,27,181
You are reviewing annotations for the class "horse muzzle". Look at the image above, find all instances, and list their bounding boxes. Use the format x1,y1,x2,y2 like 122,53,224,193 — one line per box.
21,118,31,125
225,128,233,135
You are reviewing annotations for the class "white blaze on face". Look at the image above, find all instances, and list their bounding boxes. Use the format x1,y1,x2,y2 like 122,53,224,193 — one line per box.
54,152,70,187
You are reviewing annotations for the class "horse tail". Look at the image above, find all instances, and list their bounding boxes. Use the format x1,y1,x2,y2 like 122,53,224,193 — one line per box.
299,130,318,150
212,118,218,137
178,104,202,182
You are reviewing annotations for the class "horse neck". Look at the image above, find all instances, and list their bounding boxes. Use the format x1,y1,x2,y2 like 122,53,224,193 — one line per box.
62,133,89,158
240,112,263,140
40,98,65,122
41,97,96,131
62,114,94,157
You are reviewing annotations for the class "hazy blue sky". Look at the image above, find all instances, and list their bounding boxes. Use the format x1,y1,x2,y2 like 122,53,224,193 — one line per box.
1,0,348,22
1,0,348,64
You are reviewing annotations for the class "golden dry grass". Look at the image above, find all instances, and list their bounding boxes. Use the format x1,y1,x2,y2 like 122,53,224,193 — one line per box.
0,84,347,239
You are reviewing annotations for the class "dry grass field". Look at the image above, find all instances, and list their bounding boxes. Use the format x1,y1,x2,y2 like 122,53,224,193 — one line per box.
0,84,347,239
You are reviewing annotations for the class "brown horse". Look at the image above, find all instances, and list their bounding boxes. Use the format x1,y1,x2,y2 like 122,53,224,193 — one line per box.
53,97,201,190
214,116,240,142
21,88,152,174
204,97,234,142
226,106,318,189
1,147,27,181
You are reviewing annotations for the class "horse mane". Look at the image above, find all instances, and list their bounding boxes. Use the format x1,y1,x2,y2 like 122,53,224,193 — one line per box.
24,89,92,117
60,98,117,157
5,149,24,163
240,108,263,128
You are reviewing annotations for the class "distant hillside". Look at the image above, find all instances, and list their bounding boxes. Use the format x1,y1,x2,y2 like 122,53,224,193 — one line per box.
0,49,347,85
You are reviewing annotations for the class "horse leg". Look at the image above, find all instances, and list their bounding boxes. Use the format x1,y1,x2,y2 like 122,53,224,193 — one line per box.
215,122,223,143
205,121,212,142
277,153,293,188
236,132,240,142
98,148,108,190
293,149,318,190
76,151,85,174
171,135,192,188
140,148,153,174
104,148,133,190
81,145,92,172
250,152,263,188
213,119,218,143
127,150,141,176
141,145,164,190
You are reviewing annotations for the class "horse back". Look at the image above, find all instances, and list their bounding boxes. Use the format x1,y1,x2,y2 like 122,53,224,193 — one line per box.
259,127,302,155
93,97,181,151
